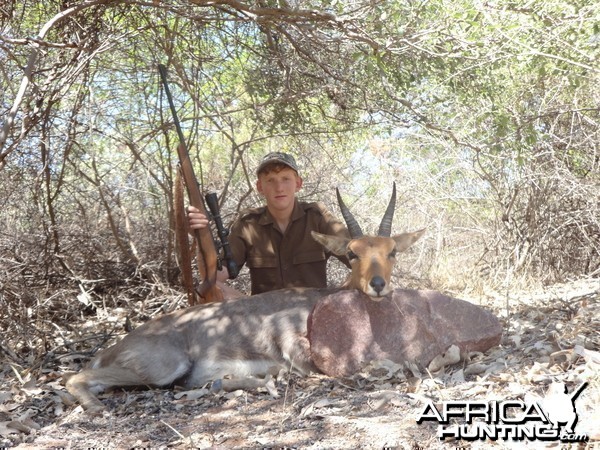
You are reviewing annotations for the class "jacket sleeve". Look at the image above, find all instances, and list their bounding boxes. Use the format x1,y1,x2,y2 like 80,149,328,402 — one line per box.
227,215,248,271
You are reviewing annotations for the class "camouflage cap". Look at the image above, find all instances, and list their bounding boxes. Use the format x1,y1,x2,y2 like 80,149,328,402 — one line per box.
255,152,299,175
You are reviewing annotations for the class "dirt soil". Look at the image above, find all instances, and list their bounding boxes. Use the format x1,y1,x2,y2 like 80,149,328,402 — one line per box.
1,278,599,449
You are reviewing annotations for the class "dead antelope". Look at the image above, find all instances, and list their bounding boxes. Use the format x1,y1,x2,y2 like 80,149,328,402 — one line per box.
65,184,425,412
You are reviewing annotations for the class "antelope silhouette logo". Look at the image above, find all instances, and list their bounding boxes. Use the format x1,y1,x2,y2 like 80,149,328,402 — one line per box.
539,382,588,435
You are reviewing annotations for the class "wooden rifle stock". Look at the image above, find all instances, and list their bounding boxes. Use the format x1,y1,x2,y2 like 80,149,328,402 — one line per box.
158,64,223,304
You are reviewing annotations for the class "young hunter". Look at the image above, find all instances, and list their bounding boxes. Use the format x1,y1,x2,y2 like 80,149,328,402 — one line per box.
187,152,350,295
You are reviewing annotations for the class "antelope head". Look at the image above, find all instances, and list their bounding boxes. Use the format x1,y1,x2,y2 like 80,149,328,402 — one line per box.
312,183,426,299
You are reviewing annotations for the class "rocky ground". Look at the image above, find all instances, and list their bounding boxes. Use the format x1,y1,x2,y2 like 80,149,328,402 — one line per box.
1,278,598,449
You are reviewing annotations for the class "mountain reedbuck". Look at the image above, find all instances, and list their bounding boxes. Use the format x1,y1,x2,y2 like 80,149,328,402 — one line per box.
65,184,425,412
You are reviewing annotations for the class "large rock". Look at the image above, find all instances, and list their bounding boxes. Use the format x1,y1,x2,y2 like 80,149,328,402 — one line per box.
307,289,502,377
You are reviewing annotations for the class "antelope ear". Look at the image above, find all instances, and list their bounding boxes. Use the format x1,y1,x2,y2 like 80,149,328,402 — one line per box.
393,228,426,252
311,232,350,256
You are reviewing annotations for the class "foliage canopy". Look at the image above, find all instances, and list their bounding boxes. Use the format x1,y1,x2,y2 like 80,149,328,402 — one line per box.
1,0,598,291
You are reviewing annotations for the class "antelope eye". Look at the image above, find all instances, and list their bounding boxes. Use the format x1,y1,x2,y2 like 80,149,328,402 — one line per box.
347,250,358,260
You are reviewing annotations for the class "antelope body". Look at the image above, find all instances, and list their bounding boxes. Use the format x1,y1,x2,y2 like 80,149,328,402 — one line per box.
65,184,425,412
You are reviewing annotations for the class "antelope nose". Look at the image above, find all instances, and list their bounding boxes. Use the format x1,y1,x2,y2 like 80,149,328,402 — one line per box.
370,276,386,295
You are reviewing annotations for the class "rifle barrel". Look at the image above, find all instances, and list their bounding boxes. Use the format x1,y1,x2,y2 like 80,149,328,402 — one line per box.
158,64,187,147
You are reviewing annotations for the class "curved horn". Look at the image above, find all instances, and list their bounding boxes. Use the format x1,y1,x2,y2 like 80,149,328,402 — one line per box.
377,182,397,237
336,188,363,238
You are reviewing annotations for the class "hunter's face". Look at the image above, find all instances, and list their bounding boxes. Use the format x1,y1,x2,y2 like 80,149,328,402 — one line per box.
256,167,302,213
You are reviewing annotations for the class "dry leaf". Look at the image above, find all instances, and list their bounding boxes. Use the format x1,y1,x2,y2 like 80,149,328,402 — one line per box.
174,388,210,401
0,421,21,437
406,376,422,393
464,363,488,376
428,344,461,372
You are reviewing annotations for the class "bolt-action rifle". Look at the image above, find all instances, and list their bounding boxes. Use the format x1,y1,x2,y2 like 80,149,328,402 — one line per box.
158,64,238,304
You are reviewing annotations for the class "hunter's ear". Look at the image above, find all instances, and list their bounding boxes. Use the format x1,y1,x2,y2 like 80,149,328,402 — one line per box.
311,231,350,255
393,228,426,252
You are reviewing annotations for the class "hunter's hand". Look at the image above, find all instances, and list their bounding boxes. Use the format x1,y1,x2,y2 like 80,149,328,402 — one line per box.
187,206,209,230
